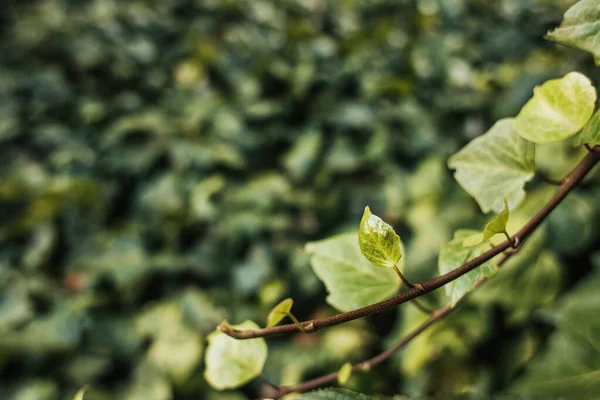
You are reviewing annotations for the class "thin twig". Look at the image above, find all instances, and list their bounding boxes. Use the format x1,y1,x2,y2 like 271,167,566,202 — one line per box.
271,305,453,398
224,146,600,340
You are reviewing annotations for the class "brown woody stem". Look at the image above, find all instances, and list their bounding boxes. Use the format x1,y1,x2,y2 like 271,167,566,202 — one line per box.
224,146,600,341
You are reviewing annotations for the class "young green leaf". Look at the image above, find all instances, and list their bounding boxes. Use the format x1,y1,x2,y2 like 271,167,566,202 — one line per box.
266,298,293,328
578,109,600,147
204,320,267,390
439,230,499,306
306,232,401,312
463,198,510,247
337,362,353,385
448,118,535,213
358,206,402,268
545,0,600,66
513,72,596,143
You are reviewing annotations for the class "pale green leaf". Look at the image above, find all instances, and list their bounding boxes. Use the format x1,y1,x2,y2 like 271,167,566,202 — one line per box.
337,362,352,385
438,230,499,306
266,298,293,328
146,327,203,385
204,320,267,390
306,232,401,312
578,108,600,147
463,198,510,247
513,72,596,143
136,303,204,385
125,362,172,400
546,0,600,65
358,206,402,268
448,118,535,213
462,233,484,247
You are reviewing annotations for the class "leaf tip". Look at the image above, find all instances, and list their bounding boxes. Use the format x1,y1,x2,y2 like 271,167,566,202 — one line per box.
266,298,294,328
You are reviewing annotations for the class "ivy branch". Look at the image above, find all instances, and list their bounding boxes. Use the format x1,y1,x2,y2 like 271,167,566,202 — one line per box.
221,145,600,342
253,144,600,398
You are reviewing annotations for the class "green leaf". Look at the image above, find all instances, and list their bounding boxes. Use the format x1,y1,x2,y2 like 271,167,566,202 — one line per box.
448,118,535,213
546,0,600,66
125,362,172,400
204,320,267,390
146,327,203,385
135,303,203,385
463,198,510,247
306,232,401,312
337,362,352,385
358,206,402,268
510,272,600,398
438,230,499,306
266,298,293,328
513,72,596,143
578,109,600,147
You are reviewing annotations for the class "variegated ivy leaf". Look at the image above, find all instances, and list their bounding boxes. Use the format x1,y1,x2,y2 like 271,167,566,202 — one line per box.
204,320,267,390
439,230,499,307
337,362,352,385
448,118,535,213
358,206,402,268
546,0,600,66
266,298,293,328
578,109,600,147
464,198,510,247
513,72,596,143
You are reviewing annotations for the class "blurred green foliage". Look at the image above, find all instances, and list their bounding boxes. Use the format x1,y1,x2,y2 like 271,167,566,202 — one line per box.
1,0,599,399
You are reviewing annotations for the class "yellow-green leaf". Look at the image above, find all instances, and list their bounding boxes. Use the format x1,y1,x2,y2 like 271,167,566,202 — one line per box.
545,0,600,66
448,118,535,213
266,298,293,328
204,320,267,390
464,198,510,247
513,72,596,143
358,206,402,268
337,362,352,385
439,230,499,306
578,109,600,147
